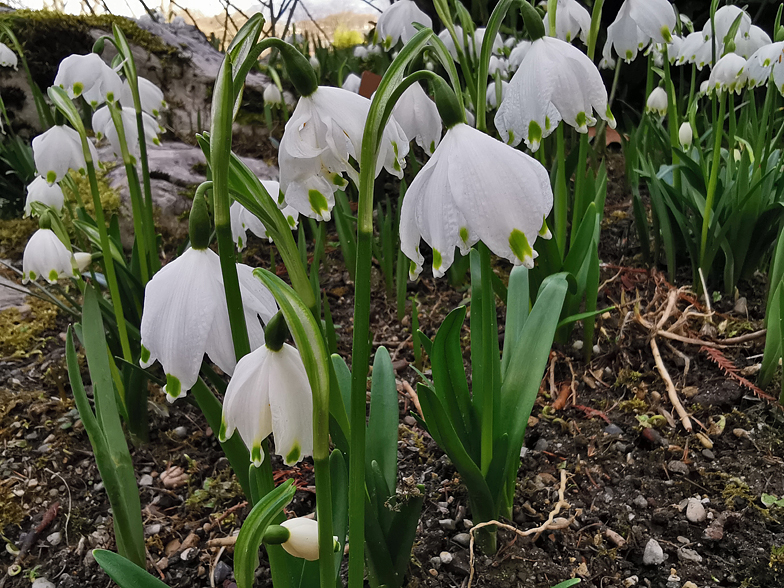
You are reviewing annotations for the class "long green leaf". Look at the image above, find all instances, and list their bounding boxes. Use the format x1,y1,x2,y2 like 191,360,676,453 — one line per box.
94,549,171,588
502,266,529,378
366,347,398,492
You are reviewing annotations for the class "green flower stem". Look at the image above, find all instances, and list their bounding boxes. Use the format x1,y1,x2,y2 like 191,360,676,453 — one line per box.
477,243,495,476
586,0,605,60
662,46,680,191
554,125,567,257
571,135,589,244
700,92,726,269
106,102,149,284
727,92,736,177
755,78,775,166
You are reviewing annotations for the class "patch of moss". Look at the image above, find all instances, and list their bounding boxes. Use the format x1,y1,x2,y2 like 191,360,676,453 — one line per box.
0,10,180,91
64,169,121,218
618,398,647,412
0,217,36,257
0,296,59,357
614,368,643,388
0,488,25,530
185,469,243,513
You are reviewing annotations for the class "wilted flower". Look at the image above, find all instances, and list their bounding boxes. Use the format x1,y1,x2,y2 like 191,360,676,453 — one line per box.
543,0,591,43
707,53,748,94
22,228,75,283
230,180,299,249
278,86,408,221
54,53,123,108
264,83,283,106
0,42,17,69
341,73,362,94
400,123,552,278
140,248,278,400
32,125,98,185
645,87,668,115
92,106,161,160
121,77,166,116
220,342,313,466
24,177,64,217
391,82,442,155
678,122,693,148
496,36,615,151
376,0,432,48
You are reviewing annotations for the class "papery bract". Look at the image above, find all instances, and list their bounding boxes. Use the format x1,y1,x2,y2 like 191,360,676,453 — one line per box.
278,86,408,221
376,0,432,48
139,247,277,401
220,342,313,466
24,177,65,217
391,82,442,155
496,36,615,151
400,123,552,279
22,228,75,284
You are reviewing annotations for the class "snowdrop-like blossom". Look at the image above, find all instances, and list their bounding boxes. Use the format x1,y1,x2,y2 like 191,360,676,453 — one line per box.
508,40,531,70
220,342,313,466
278,86,408,221
699,79,710,95
734,25,772,59
92,106,161,160
54,53,123,108
679,13,693,33
341,73,361,94
74,251,92,273
24,177,64,217
22,228,75,283
496,36,615,151
32,125,97,185
645,87,668,115
486,80,508,109
0,43,17,69
678,122,693,148
543,0,591,43
140,248,278,400
746,42,784,90
400,123,553,279
707,53,748,94
264,84,283,105
472,27,504,59
703,5,751,46
392,82,442,155
231,180,299,249
604,0,676,63
488,55,508,78
121,77,166,116
676,31,713,69
309,55,320,70
353,45,369,60
376,0,432,48
437,26,502,63
279,518,322,560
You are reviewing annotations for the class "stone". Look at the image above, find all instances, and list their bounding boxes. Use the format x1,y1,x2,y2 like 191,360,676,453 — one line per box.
667,460,689,476
139,474,154,487
439,551,453,564
623,576,638,588
46,532,62,546
0,276,27,312
604,424,623,435
32,579,55,588
678,548,703,563
643,538,666,565
734,297,748,315
533,438,549,452
213,561,231,583
145,524,162,536
633,495,648,509
685,498,706,523
682,582,698,588
702,449,715,460
173,426,188,438
452,533,471,547
439,518,456,531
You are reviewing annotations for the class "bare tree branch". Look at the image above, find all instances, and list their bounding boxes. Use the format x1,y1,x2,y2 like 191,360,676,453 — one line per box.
297,0,329,41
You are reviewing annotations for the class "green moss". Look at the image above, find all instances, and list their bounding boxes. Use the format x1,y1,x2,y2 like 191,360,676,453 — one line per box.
0,296,59,357
0,217,36,257
64,169,121,218
185,468,243,513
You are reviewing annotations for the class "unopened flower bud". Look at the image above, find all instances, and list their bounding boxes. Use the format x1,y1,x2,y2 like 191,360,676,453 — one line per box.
646,87,668,116
678,122,692,148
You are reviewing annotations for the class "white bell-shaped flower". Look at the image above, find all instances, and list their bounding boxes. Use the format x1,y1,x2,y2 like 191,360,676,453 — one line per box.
485,80,508,109
488,55,509,78
391,82,442,155
74,251,92,273
707,53,748,94
495,36,615,151
121,77,166,116
220,342,313,466
604,1,649,63
341,73,361,94
543,0,591,43
678,122,693,148
508,40,532,70
471,27,504,59
231,180,299,249
605,0,675,63
139,247,278,401
264,83,283,105
54,53,123,108
32,125,97,185
24,177,65,217
0,42,17,69
703,5,751,47
353,45,369,60
437,26,502,63
734,25,771,59
92,106,161,160
22,228,75,283
645,87,668,116
280,518,320,561
676,31,713,69
746,42,784,90
400,123,552,279
376,0,432,48
278,86,408,222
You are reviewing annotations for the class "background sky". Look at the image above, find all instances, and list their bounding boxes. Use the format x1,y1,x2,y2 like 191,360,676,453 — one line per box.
13,0,390,19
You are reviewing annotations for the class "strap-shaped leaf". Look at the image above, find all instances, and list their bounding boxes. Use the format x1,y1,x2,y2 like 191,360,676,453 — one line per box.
366,347,398,492
330,450,349,580
502,266,529,378
235,480,297,588
94,549,171,588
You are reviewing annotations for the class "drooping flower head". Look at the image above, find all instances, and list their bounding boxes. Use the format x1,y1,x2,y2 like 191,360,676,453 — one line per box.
707,53,748,94
391,82,442,155
92,106,161,161
24,177,65,217
400,122,553,278
32,125,98,185
496,35,615,151
746,42,784,91
0,42,17,69
23,228,75,284
604,0,676,63
121,76,166,117
678,122,693,148
54,53,123,108
278,86,408,221
543,0,591,44
645,87,668,116
376,0,432,48
230,180,299,250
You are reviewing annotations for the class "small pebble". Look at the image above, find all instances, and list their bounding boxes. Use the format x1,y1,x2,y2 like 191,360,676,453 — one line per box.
36,444,51,454
686,498,706,523
31,579,55,588
643,538,666,565
403,416,416,426
604,424,623,435
462,519,473,530
667,460,689,476
439,519,456,531
139,474,154,487
633,495,648,509
439,551,453,564
47,532,62,546
533,438,548,452
572,340,584,350
213,561,231,583
623,576,638,588
682,582,698,588
145,524,162,536
173,426,188,439
678,548,703,563
702,449,715,460
452,533,471,547
429,556,441,568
